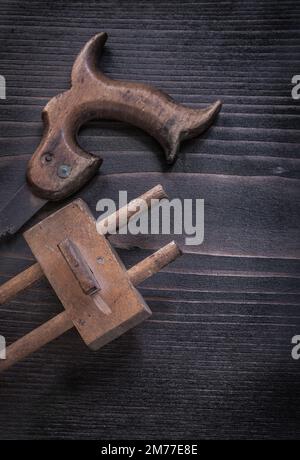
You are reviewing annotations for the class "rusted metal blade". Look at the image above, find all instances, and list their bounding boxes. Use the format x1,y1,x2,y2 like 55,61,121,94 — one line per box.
0,182,46,240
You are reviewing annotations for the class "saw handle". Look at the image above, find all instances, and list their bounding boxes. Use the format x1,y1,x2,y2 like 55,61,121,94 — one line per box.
27,33,221,201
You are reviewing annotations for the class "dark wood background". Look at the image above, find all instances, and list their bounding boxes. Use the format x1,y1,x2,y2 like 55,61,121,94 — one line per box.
0,0,299,440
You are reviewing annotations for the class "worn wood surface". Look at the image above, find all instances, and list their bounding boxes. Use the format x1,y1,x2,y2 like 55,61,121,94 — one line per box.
0,0,299,440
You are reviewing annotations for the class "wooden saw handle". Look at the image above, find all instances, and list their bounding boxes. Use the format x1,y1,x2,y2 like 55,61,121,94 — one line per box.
27,32,222,201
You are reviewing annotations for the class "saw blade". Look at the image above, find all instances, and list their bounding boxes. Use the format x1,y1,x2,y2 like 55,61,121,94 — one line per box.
0,182,47,241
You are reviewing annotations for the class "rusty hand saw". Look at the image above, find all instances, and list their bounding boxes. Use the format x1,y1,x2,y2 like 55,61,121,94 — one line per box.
0,32,221,240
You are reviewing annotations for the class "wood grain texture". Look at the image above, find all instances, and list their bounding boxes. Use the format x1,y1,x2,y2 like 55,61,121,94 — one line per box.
0,0,299,440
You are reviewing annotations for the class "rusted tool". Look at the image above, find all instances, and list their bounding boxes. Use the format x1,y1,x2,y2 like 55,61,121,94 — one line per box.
0,185,182,372
0,32,221,239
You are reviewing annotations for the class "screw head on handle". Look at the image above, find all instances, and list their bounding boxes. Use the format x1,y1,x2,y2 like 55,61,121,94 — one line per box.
58,164,72,179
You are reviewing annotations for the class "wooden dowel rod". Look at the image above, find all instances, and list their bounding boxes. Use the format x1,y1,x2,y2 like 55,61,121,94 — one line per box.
97,184,167,235
0,263,43,305
0,241,181,372
128,241,182,286
0,312,73,373
0,185,167,307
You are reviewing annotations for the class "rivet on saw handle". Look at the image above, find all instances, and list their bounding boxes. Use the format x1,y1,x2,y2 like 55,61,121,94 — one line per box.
27,32,222,201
